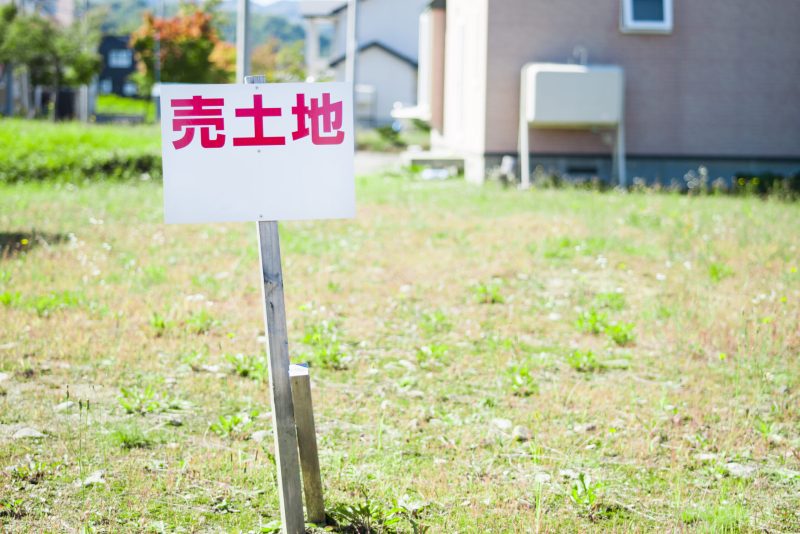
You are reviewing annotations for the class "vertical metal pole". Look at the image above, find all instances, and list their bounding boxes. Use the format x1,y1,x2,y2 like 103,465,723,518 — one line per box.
153,0,164,121
345,0,358,109
616,122,627,188
3,64,13,117
236,0,251,81
246,76,305,534
519,66,531,189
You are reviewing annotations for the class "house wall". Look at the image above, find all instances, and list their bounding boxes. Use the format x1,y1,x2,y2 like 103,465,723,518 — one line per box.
429,6,446,134
333,47,417,125
438,0,489,177
483,0,800,161
330,0,428,62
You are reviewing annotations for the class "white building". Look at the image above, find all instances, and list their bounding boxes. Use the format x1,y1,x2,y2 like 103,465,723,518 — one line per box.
300,0,427,125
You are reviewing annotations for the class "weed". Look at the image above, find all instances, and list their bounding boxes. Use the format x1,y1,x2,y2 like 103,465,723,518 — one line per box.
576,307,608,334
0,290,21,307
472,280,505,304
419,310,452,335
210,412,256,439
680,503,748,532
109,422,155,449
9,460,61,484
225,353,267,381
543,237,578,260
708,263,734,283
118,386,163,415
302,320,347,370
328,490,426,533
507,361,539,396
566,350,603,373
211,496,240,514
185,309,217,335
415,344,449,366
1,290,82,316
754,418,774,439
570,473,604,520
149,312,174,337
327,281,342,293
606,322,635,346
141,265,166,286
30,290,83,317
0,497,25,518
594,292,626,311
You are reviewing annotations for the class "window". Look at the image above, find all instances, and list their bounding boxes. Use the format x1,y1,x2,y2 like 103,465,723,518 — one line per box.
108,49,133,69
123,81,138,96
99,78,112,94
621,0,673,34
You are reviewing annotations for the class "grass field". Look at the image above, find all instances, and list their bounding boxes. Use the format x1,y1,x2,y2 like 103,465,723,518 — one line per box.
0,119,160,183
1,171,799,532
95,95,157,123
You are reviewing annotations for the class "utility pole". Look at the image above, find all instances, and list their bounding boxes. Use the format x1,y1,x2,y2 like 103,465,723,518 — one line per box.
3,64,12,117
153,0,164,120
236,0,250,81
345,0,358,121
345,0,358,84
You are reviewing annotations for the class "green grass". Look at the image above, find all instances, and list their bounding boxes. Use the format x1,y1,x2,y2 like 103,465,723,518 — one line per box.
0,119,161,183
95,94,156,123
0,167,799,532
355,125,431,152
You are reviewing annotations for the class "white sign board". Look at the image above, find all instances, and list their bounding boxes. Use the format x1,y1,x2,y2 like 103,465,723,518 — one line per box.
159,82,355,224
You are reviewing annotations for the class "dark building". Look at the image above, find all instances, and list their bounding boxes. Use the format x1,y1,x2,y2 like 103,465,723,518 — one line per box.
98,35,138,97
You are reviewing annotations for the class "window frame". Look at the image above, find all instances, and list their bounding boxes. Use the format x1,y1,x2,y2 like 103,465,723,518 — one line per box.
621,0,673,34
108,49,133,69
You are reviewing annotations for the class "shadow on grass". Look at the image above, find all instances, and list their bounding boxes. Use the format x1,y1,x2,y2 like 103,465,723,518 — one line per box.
0,231,69,260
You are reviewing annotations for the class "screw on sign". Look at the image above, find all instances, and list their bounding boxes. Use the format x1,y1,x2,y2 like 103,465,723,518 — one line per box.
159,80,354,533
169,92,346,149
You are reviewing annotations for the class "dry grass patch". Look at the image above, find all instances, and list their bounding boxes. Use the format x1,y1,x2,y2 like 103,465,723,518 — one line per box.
0,175,798,532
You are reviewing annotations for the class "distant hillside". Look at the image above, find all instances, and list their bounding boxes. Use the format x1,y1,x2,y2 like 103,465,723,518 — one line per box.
97,0,307,47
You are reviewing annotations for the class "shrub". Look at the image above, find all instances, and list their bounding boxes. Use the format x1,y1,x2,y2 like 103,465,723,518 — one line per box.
0,119,161,184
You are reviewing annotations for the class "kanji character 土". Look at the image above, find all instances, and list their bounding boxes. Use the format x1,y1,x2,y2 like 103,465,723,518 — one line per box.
234,94,286,146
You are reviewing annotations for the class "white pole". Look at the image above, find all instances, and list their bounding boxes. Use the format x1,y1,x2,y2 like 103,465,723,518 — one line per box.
518,66,531,189
616,123,627,188
236,0,251,81
345,0,358,94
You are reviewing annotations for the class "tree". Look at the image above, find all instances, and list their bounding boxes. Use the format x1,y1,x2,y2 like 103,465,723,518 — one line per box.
0,7,101,118
251,39,305,83
129,0,234,95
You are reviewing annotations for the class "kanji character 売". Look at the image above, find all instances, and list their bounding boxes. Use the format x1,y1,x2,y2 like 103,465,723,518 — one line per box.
170,96,226,149
291,93,345,145
233,94,286,146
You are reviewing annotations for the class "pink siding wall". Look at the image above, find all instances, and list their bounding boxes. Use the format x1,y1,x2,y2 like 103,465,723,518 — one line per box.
485,0,800,158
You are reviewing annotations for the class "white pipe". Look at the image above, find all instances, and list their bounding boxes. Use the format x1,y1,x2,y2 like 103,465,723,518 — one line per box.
518,66,530,189
236,0,251,81
345,0,358,87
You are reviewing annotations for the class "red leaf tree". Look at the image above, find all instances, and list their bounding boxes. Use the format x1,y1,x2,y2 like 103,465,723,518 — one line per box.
130,0,234,95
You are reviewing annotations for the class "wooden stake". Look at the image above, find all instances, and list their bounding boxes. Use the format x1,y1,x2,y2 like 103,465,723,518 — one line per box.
290,364,326,524
246,72,303,534
257,220,305,534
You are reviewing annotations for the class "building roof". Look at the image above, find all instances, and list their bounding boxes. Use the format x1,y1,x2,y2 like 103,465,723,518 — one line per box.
299,0,346,18
328,41,418,69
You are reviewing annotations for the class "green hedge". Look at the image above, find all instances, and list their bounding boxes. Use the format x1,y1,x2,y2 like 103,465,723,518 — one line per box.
0,119,162,183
